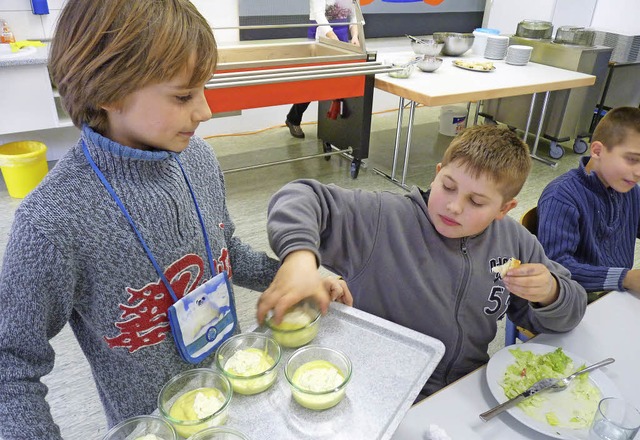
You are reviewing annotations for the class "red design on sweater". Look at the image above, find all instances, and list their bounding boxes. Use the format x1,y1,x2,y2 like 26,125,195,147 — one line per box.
104,252,231,353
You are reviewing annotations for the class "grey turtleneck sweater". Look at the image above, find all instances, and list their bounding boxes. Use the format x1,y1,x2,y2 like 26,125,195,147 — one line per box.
0,126,279,438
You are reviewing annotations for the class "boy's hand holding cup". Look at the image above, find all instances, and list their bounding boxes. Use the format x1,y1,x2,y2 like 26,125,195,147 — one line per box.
257,250,353,324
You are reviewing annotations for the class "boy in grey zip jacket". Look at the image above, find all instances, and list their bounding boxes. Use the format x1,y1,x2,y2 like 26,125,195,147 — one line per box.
259,125,587,395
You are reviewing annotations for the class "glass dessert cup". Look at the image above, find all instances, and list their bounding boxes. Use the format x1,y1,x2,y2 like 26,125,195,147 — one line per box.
102,415,177,440
284,345,352,411
158,368,232,438
215,333,281,395
186,426,250,440
265,300,321,348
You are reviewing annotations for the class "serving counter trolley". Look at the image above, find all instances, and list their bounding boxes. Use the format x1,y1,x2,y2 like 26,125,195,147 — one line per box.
205,1,394,178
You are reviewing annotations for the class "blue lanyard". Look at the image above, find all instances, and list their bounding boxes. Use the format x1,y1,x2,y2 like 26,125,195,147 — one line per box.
81,140,216,303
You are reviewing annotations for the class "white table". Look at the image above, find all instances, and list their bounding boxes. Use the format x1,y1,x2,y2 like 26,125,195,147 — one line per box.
373,52,596,187
390,291,640,439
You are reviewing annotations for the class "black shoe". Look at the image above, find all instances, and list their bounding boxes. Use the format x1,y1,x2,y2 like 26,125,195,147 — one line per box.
286,120,305,139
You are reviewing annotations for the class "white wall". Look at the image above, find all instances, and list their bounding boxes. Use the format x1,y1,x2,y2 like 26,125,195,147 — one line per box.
0,0,242,42
482,0,556,34
191,0,240,43
591,0,640,35
483,0,639,36
551,0,598,29
0,0,65,40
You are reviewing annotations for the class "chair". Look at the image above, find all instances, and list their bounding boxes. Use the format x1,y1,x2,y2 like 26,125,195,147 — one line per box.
520,206,538,235
504,206,539,346
504,317,536,346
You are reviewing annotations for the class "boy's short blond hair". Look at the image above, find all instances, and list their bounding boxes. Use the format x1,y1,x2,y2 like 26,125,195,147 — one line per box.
592,107,640,150
49,0,217,134
441,125,532,201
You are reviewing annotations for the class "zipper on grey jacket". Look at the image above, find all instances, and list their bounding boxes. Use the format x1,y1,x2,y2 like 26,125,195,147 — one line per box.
443,237,470,384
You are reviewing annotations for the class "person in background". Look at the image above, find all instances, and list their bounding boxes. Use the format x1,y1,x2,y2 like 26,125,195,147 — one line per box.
258,125,587,396
537,107,640,302
0,0,349,437
285,0,361,139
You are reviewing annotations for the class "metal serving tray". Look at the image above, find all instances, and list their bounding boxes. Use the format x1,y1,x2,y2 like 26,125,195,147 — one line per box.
216,303,445,440
217,39,365,71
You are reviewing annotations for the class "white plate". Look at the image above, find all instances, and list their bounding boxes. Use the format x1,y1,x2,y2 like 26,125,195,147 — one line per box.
486,343,621,440
453,60,496,72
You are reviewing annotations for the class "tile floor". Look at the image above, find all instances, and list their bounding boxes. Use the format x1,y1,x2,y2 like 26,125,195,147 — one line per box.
0,96,587,438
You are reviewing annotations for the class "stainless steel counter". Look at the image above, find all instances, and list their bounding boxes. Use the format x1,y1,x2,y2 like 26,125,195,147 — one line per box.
0,44,48,67
480,38,612,159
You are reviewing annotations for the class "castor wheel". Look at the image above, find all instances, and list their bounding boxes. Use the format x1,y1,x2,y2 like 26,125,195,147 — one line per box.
548,141,565,159
323,142,333,161
573,138,588,154
350,159,361,179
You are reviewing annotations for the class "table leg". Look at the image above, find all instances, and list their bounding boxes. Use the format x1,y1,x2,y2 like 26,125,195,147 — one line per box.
473,101,482,126
400,100,417,187
522,93,537,144
530,91,557,168
373,97,412,191
391,96,405,181
590,63,615,134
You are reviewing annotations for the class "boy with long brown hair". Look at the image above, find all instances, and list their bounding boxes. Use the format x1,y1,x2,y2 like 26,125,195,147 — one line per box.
0,0,284,437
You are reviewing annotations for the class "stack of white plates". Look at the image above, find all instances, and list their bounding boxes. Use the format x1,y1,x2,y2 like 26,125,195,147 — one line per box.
505,45,533,65
484,35,509,60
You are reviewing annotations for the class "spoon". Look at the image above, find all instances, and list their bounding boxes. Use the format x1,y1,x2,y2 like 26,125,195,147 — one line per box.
405,34,425,44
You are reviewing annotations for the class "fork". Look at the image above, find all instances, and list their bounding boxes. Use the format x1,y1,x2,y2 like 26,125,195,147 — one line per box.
548,357,615,390
480,357,615,421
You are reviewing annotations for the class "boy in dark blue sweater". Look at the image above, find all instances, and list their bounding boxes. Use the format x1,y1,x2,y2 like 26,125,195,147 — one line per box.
538,107,640,298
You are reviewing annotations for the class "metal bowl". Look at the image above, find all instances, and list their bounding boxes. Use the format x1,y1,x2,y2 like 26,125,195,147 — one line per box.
411,38,444,56
516,20,553,39
416,56,443,72
433,32,475,56
554,26,595,46
388,58,416,79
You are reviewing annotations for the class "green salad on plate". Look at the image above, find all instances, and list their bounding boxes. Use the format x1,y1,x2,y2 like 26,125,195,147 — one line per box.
500,347,601,429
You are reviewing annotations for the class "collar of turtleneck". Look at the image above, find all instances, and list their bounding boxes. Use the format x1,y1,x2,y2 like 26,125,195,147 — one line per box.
577,155,613,196
80,124,175,161
79,125,186,184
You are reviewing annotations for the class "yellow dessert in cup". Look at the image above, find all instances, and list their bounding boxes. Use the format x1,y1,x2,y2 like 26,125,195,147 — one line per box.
158,368,232,438
215,333,281,395
285,345,352,411
265,301,321,348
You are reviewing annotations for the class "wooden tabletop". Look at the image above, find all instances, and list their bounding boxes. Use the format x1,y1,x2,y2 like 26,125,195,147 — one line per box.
374,52,596,107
